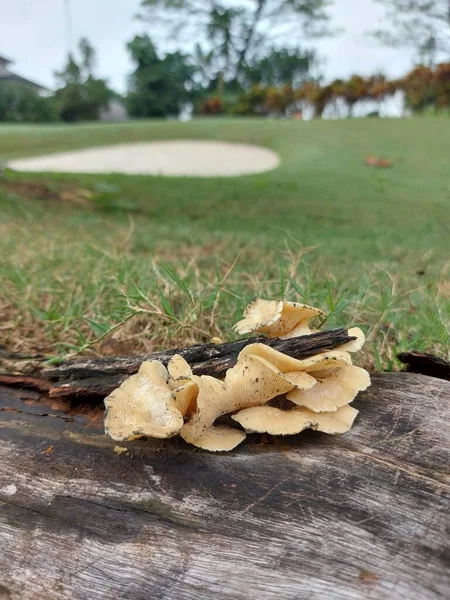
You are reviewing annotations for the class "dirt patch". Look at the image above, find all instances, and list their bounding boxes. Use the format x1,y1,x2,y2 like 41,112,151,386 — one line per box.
0,178,60,200
0,178,92,206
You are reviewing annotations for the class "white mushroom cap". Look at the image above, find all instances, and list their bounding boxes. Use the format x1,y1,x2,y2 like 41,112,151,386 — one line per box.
104,360,184,441
187,426,246,451
139,360,170,382
282,370,317,389
180,353,313,446
166,354,198,416
232,404,358,435
286,365,371,412
233,299,283,335
167,354,193,383
278,321,317,339
299,404,359,434
339,327,366,352
171,380,198,416
233,299,323,338
232,405,315,435
239,343,353,373
299,351,353,371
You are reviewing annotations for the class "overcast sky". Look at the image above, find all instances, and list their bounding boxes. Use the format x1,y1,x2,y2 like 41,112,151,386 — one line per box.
0,0,415,92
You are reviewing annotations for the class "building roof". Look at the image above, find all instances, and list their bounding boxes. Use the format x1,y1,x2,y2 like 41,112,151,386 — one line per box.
0,54,13,67
0,55,48,92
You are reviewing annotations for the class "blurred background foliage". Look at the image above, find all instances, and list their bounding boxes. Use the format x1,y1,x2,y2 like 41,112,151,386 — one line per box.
1,0,449,122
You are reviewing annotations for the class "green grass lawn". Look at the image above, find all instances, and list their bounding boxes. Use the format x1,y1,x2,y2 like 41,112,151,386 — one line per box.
0,117,448,369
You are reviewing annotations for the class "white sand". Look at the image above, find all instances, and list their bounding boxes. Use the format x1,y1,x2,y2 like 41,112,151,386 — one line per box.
9,140,280,177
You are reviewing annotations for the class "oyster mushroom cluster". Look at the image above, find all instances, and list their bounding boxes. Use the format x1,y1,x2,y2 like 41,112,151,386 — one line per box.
104,299,370,452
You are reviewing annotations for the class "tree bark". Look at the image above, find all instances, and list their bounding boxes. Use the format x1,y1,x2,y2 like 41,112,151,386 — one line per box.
398,351,450,381
0,328,355,399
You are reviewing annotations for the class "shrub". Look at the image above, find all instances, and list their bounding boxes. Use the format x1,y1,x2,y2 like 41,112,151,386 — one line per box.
198,95,224,115
434,63,450,110
232,85,267,115
0,83,56,122
297,81,334,118
400,65,436,113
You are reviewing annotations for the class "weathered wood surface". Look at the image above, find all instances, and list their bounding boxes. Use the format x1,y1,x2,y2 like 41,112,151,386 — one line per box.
0,328,354,398
0,373,449,600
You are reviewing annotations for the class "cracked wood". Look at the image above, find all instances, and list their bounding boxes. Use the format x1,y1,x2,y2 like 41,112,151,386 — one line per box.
0,373,449,599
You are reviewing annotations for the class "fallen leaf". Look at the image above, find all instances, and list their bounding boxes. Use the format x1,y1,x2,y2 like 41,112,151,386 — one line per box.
365,155,393,168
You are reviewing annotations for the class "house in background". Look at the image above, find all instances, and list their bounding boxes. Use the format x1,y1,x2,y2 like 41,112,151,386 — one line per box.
0,53,129,122
0,54,48,94
100,98,128,122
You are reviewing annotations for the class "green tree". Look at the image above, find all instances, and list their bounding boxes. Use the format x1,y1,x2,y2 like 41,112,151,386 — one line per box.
434,61,450,108
54,39,112,122
126,35,193,117
372,0,450,65
400,65,437,112
79,37,96,77
139,0,333,79
207,6,242,92
332,75,369,117
192,43,216,87
55,54,82,86
241,47,316,87
298,80,333,118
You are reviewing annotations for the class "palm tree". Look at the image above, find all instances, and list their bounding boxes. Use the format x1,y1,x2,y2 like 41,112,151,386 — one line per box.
192,43,216,87
206,7,240,93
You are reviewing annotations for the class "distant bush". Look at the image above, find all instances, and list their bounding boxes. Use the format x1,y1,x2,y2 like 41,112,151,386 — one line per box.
232,85,267,115
400,66,436,113
435,63,450,109
297,81,334,118
0,83,56,122
399,63,450,114
197,96,224,115
230,64,450,119
232,84,298,117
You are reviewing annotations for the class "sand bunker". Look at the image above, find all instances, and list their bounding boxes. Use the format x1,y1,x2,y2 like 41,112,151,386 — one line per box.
9,141,280,177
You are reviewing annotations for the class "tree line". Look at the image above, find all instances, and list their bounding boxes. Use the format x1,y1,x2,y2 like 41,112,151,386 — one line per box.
230,65,450,118
0,0,449,122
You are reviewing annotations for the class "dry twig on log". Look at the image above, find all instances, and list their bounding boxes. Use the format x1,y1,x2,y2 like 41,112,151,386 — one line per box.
398,351,450,381
0,328,354,398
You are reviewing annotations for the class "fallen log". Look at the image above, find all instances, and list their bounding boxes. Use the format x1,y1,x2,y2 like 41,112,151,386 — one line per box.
0,372,449,600
0,327,354,398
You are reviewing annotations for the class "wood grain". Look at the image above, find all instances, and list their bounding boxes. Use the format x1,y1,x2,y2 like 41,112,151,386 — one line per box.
0,373,449,600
